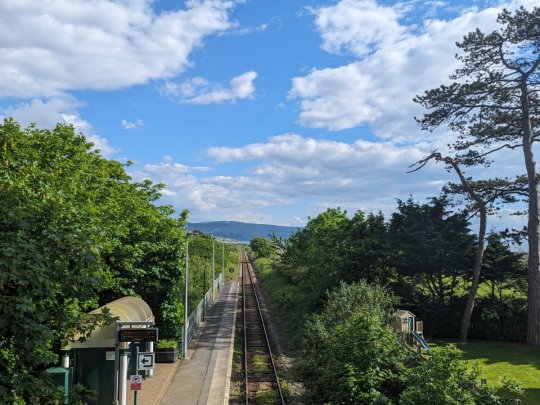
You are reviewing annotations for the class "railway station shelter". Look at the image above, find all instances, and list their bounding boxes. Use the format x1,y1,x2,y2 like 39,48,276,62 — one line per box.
65,296,155,405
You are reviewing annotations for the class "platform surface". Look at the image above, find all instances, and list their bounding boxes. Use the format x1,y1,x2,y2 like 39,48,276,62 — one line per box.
159,281,238,405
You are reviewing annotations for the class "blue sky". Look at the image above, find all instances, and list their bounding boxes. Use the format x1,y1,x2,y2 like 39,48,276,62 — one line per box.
0,0,536,227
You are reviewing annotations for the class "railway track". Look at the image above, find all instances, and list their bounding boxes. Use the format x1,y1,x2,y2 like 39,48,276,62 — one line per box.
241,251,285,404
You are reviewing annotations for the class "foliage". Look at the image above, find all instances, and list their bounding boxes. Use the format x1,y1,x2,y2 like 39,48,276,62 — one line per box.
0,119,186,402
400,346,479,404
278,207,350,307
98,185,187,341
251,257,309,349
434,340,535,403
400,345,522,404
249,236,275,258
302,281,411,404
413,5,540,344
481,233,526,300
277,208,396,309
472,297,527,341
186,235,239,311
389,196,474,304
156,339,178,349
342,211,395,285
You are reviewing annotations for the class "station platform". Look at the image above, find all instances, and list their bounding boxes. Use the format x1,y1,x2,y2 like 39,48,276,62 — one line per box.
125,281,238,405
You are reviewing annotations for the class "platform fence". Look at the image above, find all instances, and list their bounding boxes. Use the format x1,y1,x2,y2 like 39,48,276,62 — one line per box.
184,272,225,355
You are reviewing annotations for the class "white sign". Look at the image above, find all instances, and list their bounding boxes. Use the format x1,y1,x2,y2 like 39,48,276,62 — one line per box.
105,351,115,361
137,353,155,370
130,375,142,391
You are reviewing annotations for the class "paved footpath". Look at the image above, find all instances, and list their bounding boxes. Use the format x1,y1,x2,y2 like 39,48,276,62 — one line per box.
160,281,239,405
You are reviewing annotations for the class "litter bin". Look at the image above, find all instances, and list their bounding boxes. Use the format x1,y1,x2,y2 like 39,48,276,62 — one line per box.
46,367,72,404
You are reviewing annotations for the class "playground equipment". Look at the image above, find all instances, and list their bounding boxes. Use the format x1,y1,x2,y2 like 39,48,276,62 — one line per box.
393,309,430,353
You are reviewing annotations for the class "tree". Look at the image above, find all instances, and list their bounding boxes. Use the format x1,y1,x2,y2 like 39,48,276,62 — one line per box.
0,119,114,401
482,233,526,300
411,153,519,341
0,119,187,401
249,236,275,258
343,211,395,285
414,7,540,344
278,208,350,307
303,281,410,404
389,196,474,304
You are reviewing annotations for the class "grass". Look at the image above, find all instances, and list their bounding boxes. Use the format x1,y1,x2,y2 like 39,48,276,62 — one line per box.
251,256,309,351
432,339,540,404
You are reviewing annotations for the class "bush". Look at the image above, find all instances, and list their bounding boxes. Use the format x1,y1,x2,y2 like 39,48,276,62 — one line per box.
400,346,523,405
302,281,411,404
156,339,178,349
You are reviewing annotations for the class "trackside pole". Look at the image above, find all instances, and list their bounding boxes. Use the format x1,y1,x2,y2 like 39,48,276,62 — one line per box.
119,349,128,405
134,345,139,405
184,238,189,358
212,239,215,301
147,341,154,377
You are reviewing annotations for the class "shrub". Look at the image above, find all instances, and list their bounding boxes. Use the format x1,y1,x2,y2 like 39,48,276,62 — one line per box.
400,346,523,405
302,281,411,404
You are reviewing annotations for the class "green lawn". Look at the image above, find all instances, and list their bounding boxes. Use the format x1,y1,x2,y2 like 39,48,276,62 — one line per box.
432,340,540,404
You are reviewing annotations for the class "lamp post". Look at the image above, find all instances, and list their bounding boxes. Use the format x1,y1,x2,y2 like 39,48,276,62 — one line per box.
183,238,189,358
212,239,215,301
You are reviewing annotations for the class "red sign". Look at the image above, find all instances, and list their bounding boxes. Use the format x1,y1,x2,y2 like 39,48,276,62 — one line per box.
130,375,142,391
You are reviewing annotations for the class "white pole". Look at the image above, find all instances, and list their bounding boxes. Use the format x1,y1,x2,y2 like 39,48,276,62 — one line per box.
119,350,128,405
212,239,215,301
62,352,69,368
184,238,189,358
148,341,154,377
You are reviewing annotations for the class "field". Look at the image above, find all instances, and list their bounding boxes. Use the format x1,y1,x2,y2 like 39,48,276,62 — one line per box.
433,340,540,404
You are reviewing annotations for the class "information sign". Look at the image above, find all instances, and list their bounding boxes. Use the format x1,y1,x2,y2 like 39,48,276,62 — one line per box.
118,328,158,343
130,375,142,391
137,353,155,370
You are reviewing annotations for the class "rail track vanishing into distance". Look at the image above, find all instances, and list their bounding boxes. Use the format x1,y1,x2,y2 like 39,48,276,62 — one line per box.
240,251,286,404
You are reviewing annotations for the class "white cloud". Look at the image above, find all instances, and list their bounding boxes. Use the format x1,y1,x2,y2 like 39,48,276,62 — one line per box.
133,134,454,224
144,156,212,174
122,119,144,129
161,71,257,104
208,134,440,201
289,0,525,142
311,0,407,57
0,0,236,98
135,133,531,226
1,96,115,156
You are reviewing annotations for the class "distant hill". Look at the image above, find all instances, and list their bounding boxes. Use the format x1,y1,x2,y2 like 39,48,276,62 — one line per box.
186,221,300,242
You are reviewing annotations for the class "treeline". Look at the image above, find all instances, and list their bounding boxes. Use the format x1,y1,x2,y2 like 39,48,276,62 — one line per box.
186,233,239,312
270,198,525,342
251,201,525,403
0,119,237,403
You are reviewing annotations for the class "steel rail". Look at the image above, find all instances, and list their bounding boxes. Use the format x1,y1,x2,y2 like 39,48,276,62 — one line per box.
242,251,286,405
242,256,249,405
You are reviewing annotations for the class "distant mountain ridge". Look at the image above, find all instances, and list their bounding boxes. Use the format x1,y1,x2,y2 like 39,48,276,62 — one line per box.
186,221,300,242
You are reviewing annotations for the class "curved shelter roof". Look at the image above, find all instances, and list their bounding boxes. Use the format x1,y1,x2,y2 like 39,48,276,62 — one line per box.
67,296,154,349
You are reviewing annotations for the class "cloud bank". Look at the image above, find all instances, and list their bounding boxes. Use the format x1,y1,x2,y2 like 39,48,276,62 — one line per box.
0,0,236,98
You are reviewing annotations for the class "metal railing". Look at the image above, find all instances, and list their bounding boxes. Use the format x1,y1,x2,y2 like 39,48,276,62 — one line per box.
184,272,225,355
